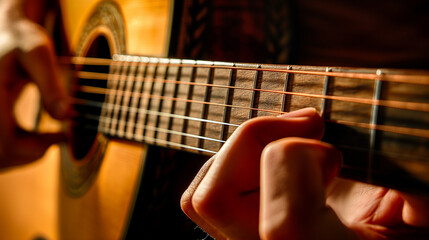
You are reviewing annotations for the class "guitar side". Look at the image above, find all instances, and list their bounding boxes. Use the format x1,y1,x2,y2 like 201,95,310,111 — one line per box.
0,0,173,239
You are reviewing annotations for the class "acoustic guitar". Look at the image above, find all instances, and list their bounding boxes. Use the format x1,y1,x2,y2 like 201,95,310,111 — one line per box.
0,0,428,239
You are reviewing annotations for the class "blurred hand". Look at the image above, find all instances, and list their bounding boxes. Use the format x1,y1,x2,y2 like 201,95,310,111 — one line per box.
0,2,70,168
181,108,429,239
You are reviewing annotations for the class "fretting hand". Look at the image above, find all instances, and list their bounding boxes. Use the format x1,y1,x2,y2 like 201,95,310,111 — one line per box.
181,108,429,239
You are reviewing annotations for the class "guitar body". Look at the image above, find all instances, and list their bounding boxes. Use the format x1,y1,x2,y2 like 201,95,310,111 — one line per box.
1,1,428,239
0,0,174,239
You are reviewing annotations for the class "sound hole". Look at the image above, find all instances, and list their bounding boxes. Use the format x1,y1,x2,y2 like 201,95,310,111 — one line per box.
71,36,110,160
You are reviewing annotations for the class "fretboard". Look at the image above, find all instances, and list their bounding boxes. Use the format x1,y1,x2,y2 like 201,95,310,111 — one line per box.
73,54,429,195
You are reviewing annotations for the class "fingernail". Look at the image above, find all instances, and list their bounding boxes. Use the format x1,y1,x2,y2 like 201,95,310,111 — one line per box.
279,107,317,118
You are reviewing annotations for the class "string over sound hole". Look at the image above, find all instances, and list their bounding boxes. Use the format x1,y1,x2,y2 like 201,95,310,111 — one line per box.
71,36,110,160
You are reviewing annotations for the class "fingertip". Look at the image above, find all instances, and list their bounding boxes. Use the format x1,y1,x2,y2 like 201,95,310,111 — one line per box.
279,107,318,118
181,156,215,212
278,107,324,139
180,181,199,218
236,110,324,148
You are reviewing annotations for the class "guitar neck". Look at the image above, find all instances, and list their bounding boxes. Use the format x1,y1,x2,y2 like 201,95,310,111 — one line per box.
73,54,429,195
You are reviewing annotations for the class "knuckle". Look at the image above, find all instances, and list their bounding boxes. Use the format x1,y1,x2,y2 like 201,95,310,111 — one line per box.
261,142,283,165
262,138,301,164
16,21,53,54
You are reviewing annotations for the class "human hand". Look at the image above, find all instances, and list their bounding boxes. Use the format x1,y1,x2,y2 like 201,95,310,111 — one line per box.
181,108,429,239
0,2,70,168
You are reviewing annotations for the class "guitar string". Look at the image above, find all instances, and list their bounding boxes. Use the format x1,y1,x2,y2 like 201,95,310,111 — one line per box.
73,97,239,127
66,56,429,141
70,119,218,154
75,112,226,143
75,85,283,115
76,70,429,113
74,85,429,140
74,62,429,137
72,93,424,170
61,56,429,85
71,96,429,139
72,84,429,139
70,112,429,163
62,56,429,178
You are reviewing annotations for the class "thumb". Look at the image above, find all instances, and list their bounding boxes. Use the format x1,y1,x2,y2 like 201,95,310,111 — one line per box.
17,23,70,120
259,138,356,240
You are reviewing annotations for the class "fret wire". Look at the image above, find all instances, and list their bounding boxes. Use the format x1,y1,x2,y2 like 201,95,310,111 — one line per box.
75,98,239,127
181,66,197,146
368,71,383,183
109,61,129,136
68,56,429,85
143,61,159,138
119,61,138,138
249,65,262,119
119,62,134,137
221,66,237,141
320,67,332,117
153,60,170,143
77,71,429,113
110,62,127,136
77,85,282,115
166,61,182,142
102,61,121,133
281,66,292,113
70,56,429,190
76,119,217,154
125,61,142,139
98,60,118,133
140,136,217,154
198,67,215,150
80,113,226,144
133,60,149,141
